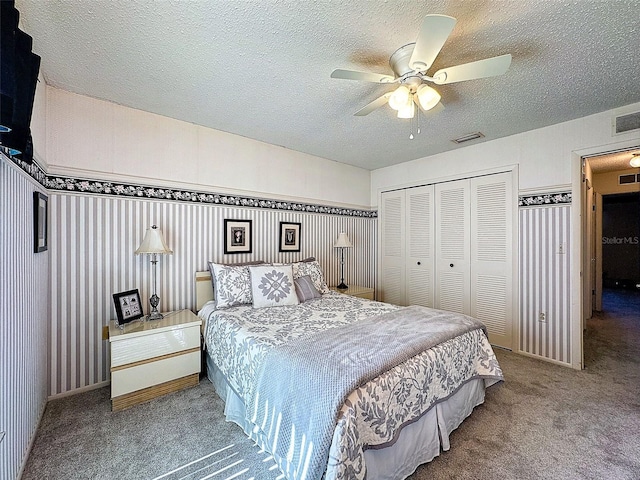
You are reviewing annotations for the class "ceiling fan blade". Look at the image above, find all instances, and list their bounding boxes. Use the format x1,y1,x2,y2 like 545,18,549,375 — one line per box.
331,69,394,84
409,14,457,72
354,93,392,116
431,54,512,85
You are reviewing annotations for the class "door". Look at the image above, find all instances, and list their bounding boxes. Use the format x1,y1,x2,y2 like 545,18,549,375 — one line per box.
595,192,603,311
435,179,471,314
380,190,406,305
406,185,435,307
470,173,513,349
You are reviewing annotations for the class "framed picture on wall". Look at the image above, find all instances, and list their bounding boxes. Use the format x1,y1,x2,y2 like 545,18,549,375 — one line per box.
112,289,144,326
224,219,253,254
279,222,301,252
33,191,48,253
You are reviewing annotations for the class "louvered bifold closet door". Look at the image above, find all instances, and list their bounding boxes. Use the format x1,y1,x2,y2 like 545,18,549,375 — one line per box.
471,172,513,349
435,179,471,314
406,185,435,307
380,190,406,305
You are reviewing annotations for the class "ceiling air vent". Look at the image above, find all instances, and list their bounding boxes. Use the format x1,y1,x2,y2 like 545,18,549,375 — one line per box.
619,174,638,185
613,111,640,135
452,132,484,144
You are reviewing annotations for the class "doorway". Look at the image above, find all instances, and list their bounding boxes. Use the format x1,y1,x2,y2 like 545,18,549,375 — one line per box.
583,150,640,367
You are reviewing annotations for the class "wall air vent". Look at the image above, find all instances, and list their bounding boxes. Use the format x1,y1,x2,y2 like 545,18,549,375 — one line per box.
619,174,638,185
452,132,485,144
613,111,640,135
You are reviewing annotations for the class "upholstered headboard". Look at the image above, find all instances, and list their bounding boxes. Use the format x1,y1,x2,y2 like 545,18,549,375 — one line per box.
195,271,213,311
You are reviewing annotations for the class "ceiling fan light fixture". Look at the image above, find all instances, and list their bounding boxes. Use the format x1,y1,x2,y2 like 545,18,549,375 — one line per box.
416,85,441,111
631,154,640,168
397,102,415,119
388,86,412,111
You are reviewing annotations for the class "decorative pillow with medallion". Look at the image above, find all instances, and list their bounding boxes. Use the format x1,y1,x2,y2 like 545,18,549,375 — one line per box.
249,265,299,308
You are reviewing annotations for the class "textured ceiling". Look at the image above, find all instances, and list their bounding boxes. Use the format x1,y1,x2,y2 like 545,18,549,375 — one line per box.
588,149,640,174
14,0,640,171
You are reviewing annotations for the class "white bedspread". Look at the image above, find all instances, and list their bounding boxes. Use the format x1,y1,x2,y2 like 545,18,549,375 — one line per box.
202,292,503,480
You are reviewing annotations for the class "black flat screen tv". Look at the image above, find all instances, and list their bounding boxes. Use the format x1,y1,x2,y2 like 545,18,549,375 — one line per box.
0,0,41,164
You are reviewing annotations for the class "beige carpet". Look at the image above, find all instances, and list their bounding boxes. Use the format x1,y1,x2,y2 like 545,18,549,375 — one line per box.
22,289,640,480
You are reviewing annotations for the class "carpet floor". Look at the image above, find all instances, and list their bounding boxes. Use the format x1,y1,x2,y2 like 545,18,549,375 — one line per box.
22,289,640,480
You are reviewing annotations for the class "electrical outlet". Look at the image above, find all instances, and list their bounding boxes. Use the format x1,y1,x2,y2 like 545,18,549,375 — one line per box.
539,312,547,322
102,326,109,340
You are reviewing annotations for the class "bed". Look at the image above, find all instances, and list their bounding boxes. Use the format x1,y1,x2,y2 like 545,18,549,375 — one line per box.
196,261,503,480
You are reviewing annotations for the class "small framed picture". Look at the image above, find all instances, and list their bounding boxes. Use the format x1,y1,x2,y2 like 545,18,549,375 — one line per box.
224,219,253,254
112,289,144,325
33,191,48,253
279,222,301,252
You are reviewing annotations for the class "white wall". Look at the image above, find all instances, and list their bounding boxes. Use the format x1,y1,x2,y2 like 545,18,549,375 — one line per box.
371,102,640,199
45,87,372,209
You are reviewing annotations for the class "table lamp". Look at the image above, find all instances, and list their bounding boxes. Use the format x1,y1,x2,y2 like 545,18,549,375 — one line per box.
135,225,173,320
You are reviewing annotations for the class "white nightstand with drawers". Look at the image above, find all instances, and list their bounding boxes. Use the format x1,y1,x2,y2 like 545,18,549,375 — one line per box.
330,285,375,300
108,309,202,411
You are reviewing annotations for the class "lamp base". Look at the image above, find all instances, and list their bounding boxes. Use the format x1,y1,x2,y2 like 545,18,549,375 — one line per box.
336,282,348,290
147,293,163,321
147,310,164,321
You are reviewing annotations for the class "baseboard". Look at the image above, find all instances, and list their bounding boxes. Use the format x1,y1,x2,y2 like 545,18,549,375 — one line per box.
16,396,47,479
516,349,575,369
47,380,111,401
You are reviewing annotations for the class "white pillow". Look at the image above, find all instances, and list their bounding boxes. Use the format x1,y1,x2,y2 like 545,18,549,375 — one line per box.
292,260,330,294
210,263,253,309
249,265,299,308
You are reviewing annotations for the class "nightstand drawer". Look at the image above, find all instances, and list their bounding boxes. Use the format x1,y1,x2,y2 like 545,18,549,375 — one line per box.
110,324,200,367
111,350,200,397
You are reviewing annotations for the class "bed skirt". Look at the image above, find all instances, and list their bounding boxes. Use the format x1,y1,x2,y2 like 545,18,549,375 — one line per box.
206,355,487,480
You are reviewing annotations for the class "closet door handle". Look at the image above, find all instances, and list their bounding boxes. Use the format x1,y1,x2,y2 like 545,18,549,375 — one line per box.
450,263,454,268
417,261,421,265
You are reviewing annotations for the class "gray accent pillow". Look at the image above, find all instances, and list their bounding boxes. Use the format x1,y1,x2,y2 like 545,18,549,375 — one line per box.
249,265,299,308
294,275,322,302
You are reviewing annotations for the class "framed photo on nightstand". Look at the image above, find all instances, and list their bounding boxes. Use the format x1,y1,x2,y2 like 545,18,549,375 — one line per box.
112,289,144,326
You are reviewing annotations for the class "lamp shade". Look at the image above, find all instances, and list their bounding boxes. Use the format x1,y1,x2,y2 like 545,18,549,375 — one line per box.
631,154,640,168
333,232,353,248
397,101,415,119
135,225,173,255
388,86,411,111
416,84,441,111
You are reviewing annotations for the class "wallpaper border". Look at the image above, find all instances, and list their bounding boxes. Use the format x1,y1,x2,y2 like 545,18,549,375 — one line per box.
5,154,377,218
519,192,572,207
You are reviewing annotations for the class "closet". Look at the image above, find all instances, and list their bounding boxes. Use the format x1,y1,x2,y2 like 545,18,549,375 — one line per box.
380,171,515,350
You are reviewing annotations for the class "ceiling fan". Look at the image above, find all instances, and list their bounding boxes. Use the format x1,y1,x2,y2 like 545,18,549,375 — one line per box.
330,14,512,118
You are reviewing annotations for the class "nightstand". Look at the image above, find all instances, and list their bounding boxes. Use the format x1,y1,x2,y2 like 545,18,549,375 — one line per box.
108,309,202,411
330,285,375,300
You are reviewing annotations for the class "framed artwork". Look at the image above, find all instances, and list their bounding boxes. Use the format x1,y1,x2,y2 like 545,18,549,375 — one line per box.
33,191,48,253
112,289,144,325
279,222,301,252
224,219,253,254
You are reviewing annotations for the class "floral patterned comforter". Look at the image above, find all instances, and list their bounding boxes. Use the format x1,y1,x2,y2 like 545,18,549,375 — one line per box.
202,292,503,480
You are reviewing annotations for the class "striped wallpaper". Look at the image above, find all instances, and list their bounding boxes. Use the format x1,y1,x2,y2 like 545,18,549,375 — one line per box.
0,158,50,480
49,193,377,396
519,204,572,364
